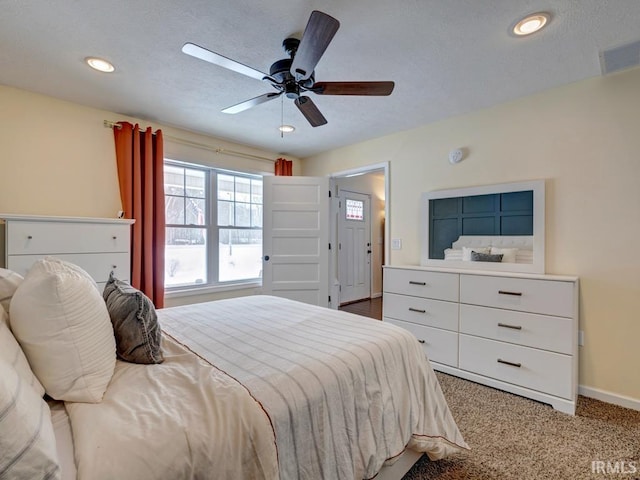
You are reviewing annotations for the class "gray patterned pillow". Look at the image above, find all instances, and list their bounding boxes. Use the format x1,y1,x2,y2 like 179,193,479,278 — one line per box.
103,274,163,364
470,251,504,262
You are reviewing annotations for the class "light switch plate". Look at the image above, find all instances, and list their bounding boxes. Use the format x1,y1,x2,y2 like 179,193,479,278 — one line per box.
391,238,402,250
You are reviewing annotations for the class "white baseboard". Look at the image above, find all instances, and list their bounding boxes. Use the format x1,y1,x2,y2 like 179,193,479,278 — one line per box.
371,292,382,299
579,385,640,412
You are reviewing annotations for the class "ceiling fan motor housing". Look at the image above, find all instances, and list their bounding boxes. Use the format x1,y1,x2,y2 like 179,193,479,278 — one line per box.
269,58,315,97
269,37,315,95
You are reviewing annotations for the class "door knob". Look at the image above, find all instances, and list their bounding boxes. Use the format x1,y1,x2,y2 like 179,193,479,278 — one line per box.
264,255,270,261
367,250,372,254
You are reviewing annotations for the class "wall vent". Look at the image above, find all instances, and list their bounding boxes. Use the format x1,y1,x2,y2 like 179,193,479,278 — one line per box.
599,39,640,75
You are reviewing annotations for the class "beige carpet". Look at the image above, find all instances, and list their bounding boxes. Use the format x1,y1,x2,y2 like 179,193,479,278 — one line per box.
403,372,640,480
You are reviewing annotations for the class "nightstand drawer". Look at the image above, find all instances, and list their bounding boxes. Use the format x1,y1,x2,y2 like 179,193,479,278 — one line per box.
383,268,458,302
460,274,574,317
460,304,572,354
459,334,572,399
384,292,458,331
385,317,458,367
7,221,130,255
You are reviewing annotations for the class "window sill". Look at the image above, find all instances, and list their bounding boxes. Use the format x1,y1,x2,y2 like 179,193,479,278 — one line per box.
164,280,262,299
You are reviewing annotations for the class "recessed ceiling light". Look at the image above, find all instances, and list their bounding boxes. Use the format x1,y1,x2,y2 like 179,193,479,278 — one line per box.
512,12,550,36
278,125,295,133
85,57,115,73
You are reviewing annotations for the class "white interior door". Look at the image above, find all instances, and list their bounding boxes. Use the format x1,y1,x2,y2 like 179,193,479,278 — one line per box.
262,176,329,306
338,190,371,304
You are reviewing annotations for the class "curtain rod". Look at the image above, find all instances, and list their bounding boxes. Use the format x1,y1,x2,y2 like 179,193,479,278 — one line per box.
103,120,277,164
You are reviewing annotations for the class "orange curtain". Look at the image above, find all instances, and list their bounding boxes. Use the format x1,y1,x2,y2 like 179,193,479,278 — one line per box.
274,157,293,176
113,121,166,308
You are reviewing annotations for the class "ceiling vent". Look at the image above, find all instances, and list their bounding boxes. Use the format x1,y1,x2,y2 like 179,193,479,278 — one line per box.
599,39,640,75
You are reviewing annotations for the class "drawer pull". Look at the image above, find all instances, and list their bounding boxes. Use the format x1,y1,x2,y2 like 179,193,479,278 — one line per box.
498,323,522,330
408,307,426,314
112,265,117,269
112,236,118,240
497,358,522,368
27,235,33,239
498,290,522,296
417,339,426,344
409,281,426,286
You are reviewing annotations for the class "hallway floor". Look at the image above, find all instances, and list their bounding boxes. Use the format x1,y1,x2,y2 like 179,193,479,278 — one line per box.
338,297,382,320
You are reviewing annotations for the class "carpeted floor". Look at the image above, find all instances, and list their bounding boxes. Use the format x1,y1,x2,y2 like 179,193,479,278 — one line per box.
403,372,640,480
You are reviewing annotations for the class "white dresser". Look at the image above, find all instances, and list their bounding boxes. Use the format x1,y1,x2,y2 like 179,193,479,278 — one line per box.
383,265,579,414
0,214,134,289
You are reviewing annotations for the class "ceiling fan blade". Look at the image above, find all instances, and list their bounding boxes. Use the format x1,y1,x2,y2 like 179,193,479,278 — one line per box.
290,11,340,81
222,92,282,114
182,42,269,82
312,81,395,96
294,96,327,127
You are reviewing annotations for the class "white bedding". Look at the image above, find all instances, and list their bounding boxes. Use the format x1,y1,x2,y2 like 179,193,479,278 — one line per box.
159,295,468,479
65,332,278,480
49,401,76,480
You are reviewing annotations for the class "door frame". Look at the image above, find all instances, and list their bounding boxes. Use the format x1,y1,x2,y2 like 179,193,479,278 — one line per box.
328,161,390,309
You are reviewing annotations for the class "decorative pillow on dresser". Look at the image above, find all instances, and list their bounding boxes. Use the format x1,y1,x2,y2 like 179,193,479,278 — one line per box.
103,273,164,364
490,247,518,263
470,251,504,262
462,246,491,261
9,258,116,403
443,248,463,261
0,358,61,480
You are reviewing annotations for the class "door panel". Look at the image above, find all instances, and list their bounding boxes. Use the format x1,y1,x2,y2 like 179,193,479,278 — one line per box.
263,176,329,306
338,191,371,304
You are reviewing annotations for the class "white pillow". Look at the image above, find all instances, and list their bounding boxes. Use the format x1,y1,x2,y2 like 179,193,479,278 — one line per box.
490,247,518,263
0,358,61,479
10,258,116,403
516,249,534,264
0,267,23,317
443,248,463,261
0,304,45,397
462,246,490,261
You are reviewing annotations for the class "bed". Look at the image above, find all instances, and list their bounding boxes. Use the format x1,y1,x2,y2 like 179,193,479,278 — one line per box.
1,258,467,480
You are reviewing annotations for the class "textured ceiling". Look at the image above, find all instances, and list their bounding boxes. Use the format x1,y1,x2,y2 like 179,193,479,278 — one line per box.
1,1,639,158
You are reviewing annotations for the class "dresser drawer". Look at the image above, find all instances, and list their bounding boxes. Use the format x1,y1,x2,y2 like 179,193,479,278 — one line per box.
6,221,130,255
460,304,572,354
7,253,130,283
385,317,458,367
384,293,458,331
459,334,572,399
460,274,574,317
383,268,458,302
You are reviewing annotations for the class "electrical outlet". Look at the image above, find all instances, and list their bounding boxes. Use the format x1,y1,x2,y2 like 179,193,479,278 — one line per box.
391,238,402,250
578,330,585,346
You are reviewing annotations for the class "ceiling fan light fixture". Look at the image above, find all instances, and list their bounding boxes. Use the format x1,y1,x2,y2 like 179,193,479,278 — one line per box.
85,57,115,73
279,124,296,133
512,12,550,36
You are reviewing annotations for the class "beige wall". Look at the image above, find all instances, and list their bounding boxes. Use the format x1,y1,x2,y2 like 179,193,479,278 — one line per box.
302,68,640,402
0,85,300,305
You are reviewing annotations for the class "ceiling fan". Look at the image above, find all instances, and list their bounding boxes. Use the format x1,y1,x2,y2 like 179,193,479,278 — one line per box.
181,10,395,127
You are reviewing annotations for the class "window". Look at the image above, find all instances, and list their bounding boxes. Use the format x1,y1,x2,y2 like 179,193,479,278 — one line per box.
345,198,364,221
164,161,263,289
